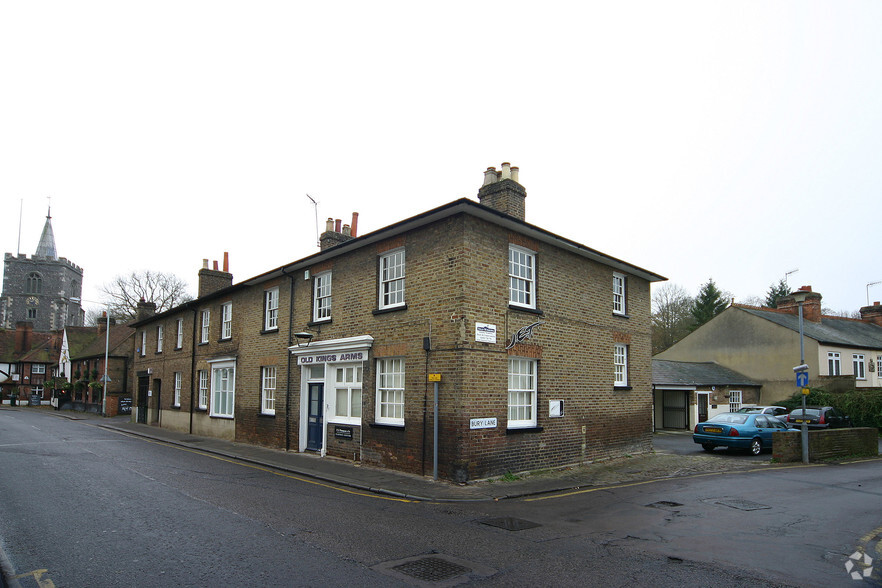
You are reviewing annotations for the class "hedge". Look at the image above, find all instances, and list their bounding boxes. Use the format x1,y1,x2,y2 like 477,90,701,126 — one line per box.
779,388,882,430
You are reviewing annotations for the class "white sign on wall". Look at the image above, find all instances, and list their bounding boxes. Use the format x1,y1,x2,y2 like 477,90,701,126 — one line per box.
475,323,497,344
470,417,498,429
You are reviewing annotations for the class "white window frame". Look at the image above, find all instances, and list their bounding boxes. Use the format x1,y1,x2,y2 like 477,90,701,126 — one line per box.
197,370,209,410
508,245,536,309
729,390,742,412
173,372,181,407
157,325,164,353
209,359,236,418
264,288,279,331
176,318,184,349
853,354,866,380
508,357,537,428
261,366,277,415
613,272,626,315
221,302,232,340
332,364,363,424
614,343,628,387
828,351,841,376
376,358,405,425
32,364,46,375
313,271,332,322
200,310,210,343
140,331,146,357
379,249,406,310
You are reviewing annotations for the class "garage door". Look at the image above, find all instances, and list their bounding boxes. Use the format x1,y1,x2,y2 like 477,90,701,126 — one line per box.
662,390,688,429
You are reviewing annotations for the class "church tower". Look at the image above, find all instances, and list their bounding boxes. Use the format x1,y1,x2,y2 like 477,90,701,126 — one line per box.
0,208,84,330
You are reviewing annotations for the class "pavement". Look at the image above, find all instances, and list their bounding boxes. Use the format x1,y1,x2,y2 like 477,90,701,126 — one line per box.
21,408,874,502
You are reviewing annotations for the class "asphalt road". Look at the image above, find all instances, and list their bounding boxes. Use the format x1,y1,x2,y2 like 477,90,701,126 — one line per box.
653,428,882,459
2,409,881,587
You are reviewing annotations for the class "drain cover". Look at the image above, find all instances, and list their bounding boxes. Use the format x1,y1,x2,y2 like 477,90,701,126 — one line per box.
715,498,771,511
479,516,541,531
392,557,471,582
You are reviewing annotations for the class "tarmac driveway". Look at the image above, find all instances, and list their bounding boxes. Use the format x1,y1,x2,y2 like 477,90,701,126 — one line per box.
653,430,775,462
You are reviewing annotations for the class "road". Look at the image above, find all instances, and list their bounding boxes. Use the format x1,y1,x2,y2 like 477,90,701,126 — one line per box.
2,409,880,587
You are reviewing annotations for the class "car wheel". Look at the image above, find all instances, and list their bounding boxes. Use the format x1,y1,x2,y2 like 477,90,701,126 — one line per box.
749,438,762,456
702,443,716,453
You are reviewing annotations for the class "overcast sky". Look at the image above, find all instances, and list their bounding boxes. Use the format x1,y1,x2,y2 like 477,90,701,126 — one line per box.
2,1,880,318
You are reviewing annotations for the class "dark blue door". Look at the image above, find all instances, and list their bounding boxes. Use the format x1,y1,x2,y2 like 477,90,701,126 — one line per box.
307,383,324,451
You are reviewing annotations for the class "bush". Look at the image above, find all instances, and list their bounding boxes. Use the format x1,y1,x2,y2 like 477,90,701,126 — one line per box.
780,388,882,430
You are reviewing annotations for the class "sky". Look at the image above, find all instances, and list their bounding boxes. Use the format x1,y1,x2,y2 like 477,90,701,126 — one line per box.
2,1,881,319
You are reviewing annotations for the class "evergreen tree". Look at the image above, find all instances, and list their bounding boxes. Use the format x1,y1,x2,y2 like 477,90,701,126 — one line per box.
765,279,790,308
690,279,728,330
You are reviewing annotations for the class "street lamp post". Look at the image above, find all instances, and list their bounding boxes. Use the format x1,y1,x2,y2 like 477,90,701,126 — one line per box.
791,290,810,464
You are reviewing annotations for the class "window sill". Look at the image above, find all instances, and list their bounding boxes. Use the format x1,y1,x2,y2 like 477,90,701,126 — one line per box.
373,304,407,316
260,328,279,335
613,312,630,319
217,337,232,343
329,417,361,426
258,412,276,418
508,305,543,316
506,426,543,434
195,407,208,413
369,422,405,430
614,385,632,391
209,415,234,420
308,319,331,327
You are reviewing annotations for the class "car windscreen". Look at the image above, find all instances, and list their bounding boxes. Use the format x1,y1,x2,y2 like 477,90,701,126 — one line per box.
790,409,821,417
708,414,749,424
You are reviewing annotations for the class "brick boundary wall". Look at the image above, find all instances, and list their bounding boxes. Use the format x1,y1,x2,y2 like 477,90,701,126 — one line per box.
773,428,879,462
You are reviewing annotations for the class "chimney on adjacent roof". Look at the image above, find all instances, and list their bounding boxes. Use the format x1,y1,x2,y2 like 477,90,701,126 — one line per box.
136,298,157,322
320,213,358,250
776,286,823,322
860,301,882,327
198,253,234,298
477,162,526,221
14,321,33,354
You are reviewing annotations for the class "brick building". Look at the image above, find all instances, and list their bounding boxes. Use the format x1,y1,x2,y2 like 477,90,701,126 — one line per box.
131,164,665,481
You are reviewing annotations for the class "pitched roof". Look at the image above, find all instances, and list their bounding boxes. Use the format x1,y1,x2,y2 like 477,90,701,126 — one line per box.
738,307,882,349
653,359,760,387
71,324,133,359
134,197,667,327
35,210,58,259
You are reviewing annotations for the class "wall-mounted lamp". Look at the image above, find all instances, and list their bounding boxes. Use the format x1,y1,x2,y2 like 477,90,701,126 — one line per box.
294,332,314,348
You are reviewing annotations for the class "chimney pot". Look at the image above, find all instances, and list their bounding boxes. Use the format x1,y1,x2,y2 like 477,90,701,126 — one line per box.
223,252,229,273
351,212,359,238
483,167,498,186
203,259,209,269
342,224,351,237
511,166,519,183
335,219,342,232
213,260,219,271
326,218,334,232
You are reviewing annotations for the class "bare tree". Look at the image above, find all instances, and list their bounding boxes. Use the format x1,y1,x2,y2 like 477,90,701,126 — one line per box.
651,283,695,354
98,271,193,322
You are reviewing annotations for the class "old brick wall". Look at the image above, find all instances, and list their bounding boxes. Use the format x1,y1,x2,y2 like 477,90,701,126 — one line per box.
773,427,878,462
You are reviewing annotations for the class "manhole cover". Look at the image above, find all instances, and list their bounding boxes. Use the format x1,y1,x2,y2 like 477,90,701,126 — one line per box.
479,517,541,531
715,498,771,511
648,501,683,508
392,557,471,582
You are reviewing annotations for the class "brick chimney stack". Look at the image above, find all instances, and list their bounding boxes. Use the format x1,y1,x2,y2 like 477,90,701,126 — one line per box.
14,321,33,353
198,253,234,297
136,298,157,322
477,162,526,221
860,301,882,327
320,213,358,250
776,286,823,322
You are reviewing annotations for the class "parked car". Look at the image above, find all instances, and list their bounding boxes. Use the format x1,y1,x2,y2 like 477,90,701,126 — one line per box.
736,405,789,421
785,406,852,429
693,412,794,455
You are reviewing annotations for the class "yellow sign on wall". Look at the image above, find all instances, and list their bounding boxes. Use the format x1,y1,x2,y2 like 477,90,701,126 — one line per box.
428,374,442,382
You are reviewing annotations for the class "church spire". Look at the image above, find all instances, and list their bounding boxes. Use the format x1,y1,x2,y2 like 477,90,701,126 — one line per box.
35,207,58,259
